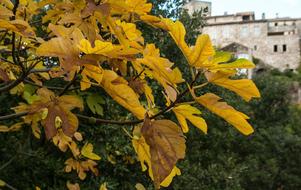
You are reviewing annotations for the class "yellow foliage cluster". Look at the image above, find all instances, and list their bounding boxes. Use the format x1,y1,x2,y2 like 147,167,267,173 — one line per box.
0,0,260,189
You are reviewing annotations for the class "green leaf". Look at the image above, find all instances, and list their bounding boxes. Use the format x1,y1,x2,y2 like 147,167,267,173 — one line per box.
86,94,105,116
22,84,40,104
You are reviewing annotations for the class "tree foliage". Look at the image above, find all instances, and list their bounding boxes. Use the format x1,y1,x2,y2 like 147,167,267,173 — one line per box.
0,0,261,189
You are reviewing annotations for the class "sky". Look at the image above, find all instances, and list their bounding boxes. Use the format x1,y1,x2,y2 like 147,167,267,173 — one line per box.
208,0,301,19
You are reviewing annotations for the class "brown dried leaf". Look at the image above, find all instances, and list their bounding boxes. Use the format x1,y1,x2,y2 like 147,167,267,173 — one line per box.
141,116,186,188
0,68,9,82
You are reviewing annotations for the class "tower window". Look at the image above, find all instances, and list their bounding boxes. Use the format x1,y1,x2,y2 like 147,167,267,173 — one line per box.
283,44,287,52
274,45,278,52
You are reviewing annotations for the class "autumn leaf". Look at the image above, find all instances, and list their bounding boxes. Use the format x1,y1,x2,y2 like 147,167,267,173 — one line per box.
205,72,260,102
173,105,207,133
188,34,215,68
81,142,101,161
101,70,146,119
0,68,9,82
0,179,5,187
99,182,108,190
17,88,84,139
0,122,23,132
211,57,255,71
78,39,114,55
145,18,215,69
66,181,80,190
135,44,184,101
0,19,36,37
132,125,182,188
141,116,186,188
135,183,146,190
195,93,254,135
52,129,80,157
65,158,99,180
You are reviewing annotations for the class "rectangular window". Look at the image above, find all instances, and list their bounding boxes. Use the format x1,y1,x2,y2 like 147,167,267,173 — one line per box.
243,15,250,21
283,44,287,52
274,45,278,52
241,26,248,37
254,45,257,50
275,22,278,26
254,26,261,36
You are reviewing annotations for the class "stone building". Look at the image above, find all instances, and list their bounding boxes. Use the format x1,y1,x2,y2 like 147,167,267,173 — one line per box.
183,0,212,17
184,0,301,71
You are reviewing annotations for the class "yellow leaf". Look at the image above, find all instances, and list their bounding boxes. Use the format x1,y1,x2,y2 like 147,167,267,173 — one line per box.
0,122,23,132
188,34,215,67
161,19,190,56
80,64,103,91
125,0,152,15
116,20,143,43
135,183,146,190
0,19,35,37
205,72,260,102
78,39,114,55
74,132,83,141
212,58,255,70
1,0,14,9
132,127,151,172
101,70,146,119
160,166,181,187
195,93,254,135
35,186,41,190
99,182,108,190
135,44,184,102
81,143,101,160
173,105,207,133
157,19,215,69
143,83,155,108
0,179,5,186
66,181,80,190
64,158,99,180
0,5,13,19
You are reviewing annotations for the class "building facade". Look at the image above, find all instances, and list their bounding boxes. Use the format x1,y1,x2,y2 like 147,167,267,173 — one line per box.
184,1,301,71
183,0,212,17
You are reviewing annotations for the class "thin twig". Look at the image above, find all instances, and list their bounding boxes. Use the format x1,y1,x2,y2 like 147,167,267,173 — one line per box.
0,57,14,64
4,183,18,190
0,156,16,171
24,79,80,91
0,112,28,121
0,59,42,93
133,68,145,80
58,68,83,96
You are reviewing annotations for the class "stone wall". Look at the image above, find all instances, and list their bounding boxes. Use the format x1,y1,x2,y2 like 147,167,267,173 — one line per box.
202,18,301,70
183,0,212,16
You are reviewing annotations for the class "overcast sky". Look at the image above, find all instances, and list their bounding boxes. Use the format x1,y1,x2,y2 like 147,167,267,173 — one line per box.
208,0,301,19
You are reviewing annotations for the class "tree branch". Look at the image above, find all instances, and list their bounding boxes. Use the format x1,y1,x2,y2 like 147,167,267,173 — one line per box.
24,79,80,91
0,112,28,121
58,68,83,96
77,71,202,125
0,57,14,65
0,59,42,93
0,72,202,126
